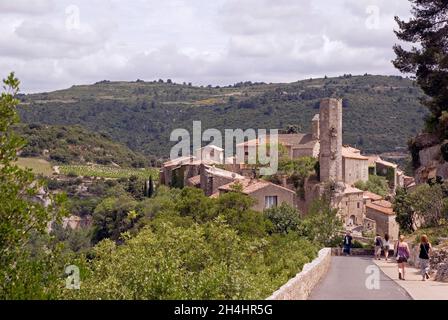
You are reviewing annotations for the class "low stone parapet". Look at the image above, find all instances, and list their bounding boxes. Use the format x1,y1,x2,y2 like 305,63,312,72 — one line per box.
331,247,375,256
266,248,331,300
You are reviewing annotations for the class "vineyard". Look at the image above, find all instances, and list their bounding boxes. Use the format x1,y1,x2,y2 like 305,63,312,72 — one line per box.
59,164,158,179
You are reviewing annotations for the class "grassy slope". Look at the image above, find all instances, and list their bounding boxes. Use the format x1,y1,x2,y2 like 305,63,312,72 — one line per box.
15,157,54,176
18,75,427,157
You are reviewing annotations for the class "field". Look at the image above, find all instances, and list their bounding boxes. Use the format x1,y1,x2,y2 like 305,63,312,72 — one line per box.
16,157,54,176
59,164,158,179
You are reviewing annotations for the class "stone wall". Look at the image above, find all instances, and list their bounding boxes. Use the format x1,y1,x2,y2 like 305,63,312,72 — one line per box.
408,244,448,282
338,191,364,227
342,157,369,185
266,248,331,300
365,208,399,241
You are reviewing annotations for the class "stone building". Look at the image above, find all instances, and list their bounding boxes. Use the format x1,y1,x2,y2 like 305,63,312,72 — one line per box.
198,164,244,196
342,146,369,185
337,185,365,227
159,97,403,238
216,178,296,212
365,200,399,240
195,145,224,163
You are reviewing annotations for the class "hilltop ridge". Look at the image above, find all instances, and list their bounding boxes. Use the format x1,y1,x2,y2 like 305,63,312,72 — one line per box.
18,74,427,158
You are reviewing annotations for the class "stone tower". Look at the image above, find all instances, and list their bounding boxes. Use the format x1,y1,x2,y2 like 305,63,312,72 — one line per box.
311,114,320,140
319,98,343,183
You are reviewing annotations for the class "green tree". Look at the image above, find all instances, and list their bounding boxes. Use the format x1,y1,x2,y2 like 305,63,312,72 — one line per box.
409,183,446,227
264,203,301,234
393,0,448,137
215,191,267,237
0,73,66,298
298,198,342,246
175,187,215,223
354,175,389,197
92,195,139,242
393,187,416,232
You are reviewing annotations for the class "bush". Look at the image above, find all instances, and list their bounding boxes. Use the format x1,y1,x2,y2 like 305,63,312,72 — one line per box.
264,203,301,234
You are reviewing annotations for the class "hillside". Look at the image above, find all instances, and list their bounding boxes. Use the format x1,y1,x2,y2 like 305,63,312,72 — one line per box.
18,75,428,158
14,124,149,167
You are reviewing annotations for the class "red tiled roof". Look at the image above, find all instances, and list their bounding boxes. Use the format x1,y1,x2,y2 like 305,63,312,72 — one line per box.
366,200,395,215
363,191,383,201
218,178,295,195
342,146,368,160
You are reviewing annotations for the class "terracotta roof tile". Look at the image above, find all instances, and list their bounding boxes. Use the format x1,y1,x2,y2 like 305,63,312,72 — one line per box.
366,200,395,215
218,178,295,195
363,191,383,201
342,146,368,160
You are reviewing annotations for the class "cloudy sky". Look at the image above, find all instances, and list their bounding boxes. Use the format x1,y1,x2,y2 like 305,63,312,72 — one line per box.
0,0,413,93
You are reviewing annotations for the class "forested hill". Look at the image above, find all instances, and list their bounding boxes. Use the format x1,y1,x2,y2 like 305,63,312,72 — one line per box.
18,74,427,158
14,124,148,167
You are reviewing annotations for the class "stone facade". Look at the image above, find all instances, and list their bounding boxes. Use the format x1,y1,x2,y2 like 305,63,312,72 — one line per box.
319,98,343,183
218,178,296,212
365,201,399,240
337,186,364,227
342,149,369,185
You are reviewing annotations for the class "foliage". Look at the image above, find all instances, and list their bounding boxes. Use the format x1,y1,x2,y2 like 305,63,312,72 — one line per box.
0,73,66,299
393,0,448,140
264,203,301,234
354,174,389,197
267,156,316,199
64,219,317,300
215,191,268,238
298,198,343,246
394,183,448,232
394,187,418,232
92,195,139,243
59,164,157,179
14,123,149,167
408,183,447,227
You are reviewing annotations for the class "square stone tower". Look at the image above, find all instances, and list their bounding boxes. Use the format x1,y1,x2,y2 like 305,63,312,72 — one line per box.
319,98,343,183
311,114,320,140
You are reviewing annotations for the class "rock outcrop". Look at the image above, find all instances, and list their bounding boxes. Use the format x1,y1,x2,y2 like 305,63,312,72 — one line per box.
430,247,448,282
411,133,448,183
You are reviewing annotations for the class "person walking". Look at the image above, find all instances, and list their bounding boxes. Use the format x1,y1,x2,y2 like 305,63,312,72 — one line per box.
419,235,432,281
383,233,391,261
374,234,383,260
343,231,353,256
395,235,410,280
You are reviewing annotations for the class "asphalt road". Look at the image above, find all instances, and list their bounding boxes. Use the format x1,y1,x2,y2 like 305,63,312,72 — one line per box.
308,256,412,300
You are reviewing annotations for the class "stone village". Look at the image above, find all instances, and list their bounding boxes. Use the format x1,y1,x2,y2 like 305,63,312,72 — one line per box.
160,98,416,241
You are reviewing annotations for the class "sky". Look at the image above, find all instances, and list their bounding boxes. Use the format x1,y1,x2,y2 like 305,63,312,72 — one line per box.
0,0,413,93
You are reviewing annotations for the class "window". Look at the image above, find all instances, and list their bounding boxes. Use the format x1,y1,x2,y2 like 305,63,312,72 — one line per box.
357,202,360,209
265,196,278,209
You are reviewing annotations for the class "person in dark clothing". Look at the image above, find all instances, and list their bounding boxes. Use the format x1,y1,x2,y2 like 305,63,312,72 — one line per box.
419,235,432,281
374,234,383,260
343,231,353,256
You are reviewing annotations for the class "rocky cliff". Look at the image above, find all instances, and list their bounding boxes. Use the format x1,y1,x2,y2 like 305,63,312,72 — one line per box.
410,133,448,183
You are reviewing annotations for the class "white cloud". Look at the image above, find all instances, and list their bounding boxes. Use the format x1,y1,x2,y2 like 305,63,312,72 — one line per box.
0,0,413,93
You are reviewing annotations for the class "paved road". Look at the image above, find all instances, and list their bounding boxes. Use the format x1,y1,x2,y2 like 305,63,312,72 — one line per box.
308,256,412,300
